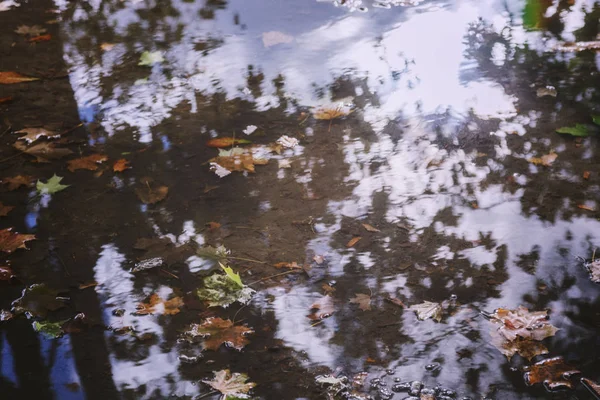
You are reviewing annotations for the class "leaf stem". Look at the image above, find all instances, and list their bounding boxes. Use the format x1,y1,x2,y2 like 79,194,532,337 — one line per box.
227,256,265,264
247,270,295,286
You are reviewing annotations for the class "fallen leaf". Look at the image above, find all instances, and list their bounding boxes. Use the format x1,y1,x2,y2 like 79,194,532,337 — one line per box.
536,86,557,98
276,135,299,148
578,204,596,211
528,152,557,166
113,159,131,172
490,330,549,361
184,317,253,350
322,284,336,294
15,25,46,36
78,282,97,290
385,296,405,308
308,295,334,320
206,222,221,231
14,141,73,162
33,320,66,339
11,284,66,318
262,31,293,47
489,306,558,342
346,236,362,247
313,255,325,265
313,104,354,120
1,175,34,190
138,51,164,66
409,301,442,322
0,202,15,217
349,293,372,311
581,378,600,397
555,41,600,51
202,369,256,398
16,127,61,143
67,154,108,172
220,263,244,288
209,151,268,174
0,96,12,104
0,228,35,253
273,262,304,270
556,124,592,137
133,237,194,267
29,34,51,43
0,266,14,280
362,223,380,232
584,259,600,283
36,175,69,195
135,180,168,204
0,71,39,84
583,171,591,180
523,357,580,390
196,272,255,308
100,43,115,51
206,137,252,148
134,293,183,315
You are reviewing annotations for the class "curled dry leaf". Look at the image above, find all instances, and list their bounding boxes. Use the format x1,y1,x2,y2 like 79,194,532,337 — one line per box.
67,154,108,172
134,293,183,315
346,236,362,248
0,202,15,217
0,228,35,253
17,127,60,143
202,369,256,398
362,223,380,232
113,159,131,172
409,301,442,322
14,141,73,162
184,317,253,351
527,152,557,167
523,357,580,390
1,175,34,190
349,293,372,311
0,71,39,84
308,295,335,320
206,137,251,148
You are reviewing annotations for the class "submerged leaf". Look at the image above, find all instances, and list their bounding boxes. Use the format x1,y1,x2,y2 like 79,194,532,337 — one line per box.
135,182,168,204
0,71,39,84
349,293,372,311
313,104,354,120
409,301,442,322
206,137,251,148
308,295,335,320
15,25,47,36
138,51,164,66
14,141,73,162
197,273,255,308
11,284,67,318
581,378,600,397
0,228,35,253
184,317,253,351
67,154,108,172
523,357,580,390
209,150,268,174
203,369,256,398
36,175,69,195
17,127,60,143
33,320,66,339
556,124,592,137
134,293,183,315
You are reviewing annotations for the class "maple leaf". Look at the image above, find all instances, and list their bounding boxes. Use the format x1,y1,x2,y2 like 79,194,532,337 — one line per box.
138,51,164,66
308,295,335,320
0,266,14,280
185,317,253,351
523,357,580,390
1,175,34,190
490,330,549,361
490,306,558,342
11,284,67,318
0,202,15,217
37,175,69,195
409,301,442,322
15,25,47,36
16,127,60,143
113,159,131,172
209,150,268,174
0,228,35,253
221,263,244,288
527,152,557,167
349,293,371,311
134,237,194,267
67,154,108,172
14,141,73,162
135,179,168,204
134,293,183,316
202,369,256,398
313,104,354,120
0,71,39,84
197,272,255,308
206,137,252,148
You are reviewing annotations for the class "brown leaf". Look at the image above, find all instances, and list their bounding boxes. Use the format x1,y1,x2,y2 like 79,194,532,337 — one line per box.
210,152,268,174
206,137,251,148
67,154,108,172
78,282,98,290
0,228,35,253
135,182,168,204
14,141,73,162
490,330,549,361
134,293,183,315
185,317,253,351
29,34,51,43
0,72,39,84
206,222,221,231
0,202,15,217
313,255,325,265
322,284,336,294
0,96,13,104
202,370,256,397
583,171,591,180
113,159,131,172
273,262,304,270
349,293,371,311
527,152,557,167
308,295,334,320
490,306,558,342
0,266,14,281
385,296,405,308
1,175,34,190
362,223,380,232
523,357,580,390
16,127,61,143
346,236,362,247
100,43,115,51
313,105,354,120
577,204,595,211
581,378,600,397
15,25,47,36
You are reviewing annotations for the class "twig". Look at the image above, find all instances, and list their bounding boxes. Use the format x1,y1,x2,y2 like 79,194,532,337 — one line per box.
52,250,71,277
247,270,296,286
311,320,324,327
159,269,179,280
232,304,248,325
227,255,266,264
62,123,83,135
0,125,11,139
195,390,219,400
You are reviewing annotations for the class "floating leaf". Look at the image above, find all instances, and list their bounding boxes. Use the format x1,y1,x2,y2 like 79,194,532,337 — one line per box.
206,137,252,148
556,124,592,137
577,204,595,212
33,320,66,339
113,159,131,172
409,301,442,322
1,175,34,190
584,259,600,283
527,152,557,166
489,306,558,342
15,25,47,36
362,223,380,232
184,317,253,351
490,330,549,361
11,284,67,318
16,127,60,143
134,293,183,315
346,236,361,248
0,228,35,253
28,34,51,43
581,378,600,397
100,43,115,51
138,51,164,66
276,135,299,148
203,369,256,398
197,273,255,308
313,104,354,120
583,171,591,180
67,154,108,172
523,357,580,390
209,150,268,174
134,237,194,267
14,141,73,162
349,293,371,311
262,31,293,47
0,266,14,280
0,71,39,84
536,86,557,98
37,175,69,195
220,263,244,288
308,295,335,320
135,180,168,204
0,202,14,217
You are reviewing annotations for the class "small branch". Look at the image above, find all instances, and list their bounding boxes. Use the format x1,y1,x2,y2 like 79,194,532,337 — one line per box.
247,270,296,286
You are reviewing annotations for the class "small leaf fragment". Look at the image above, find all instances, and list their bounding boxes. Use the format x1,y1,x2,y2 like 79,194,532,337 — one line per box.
29,34,51,43
0,228,36,253
527,152,557,166
138,51,164,66
134,293,183,315
16,127,60,143
409,301,442,322
0,71,39,84
346,236,362,248
362,223,380,232
1,175,34,190
14,141,73,162
33,320,66,339
15,25,47,36
67,154,108,172
0,202,15,217
349,293,372,311
308,295,335,320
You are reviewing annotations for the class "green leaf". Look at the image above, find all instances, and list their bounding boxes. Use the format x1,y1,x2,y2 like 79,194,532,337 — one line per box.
33,320,66,339
138,51,164,66
556,124,591,137
592,115,600,126
523,0,543,31
197,273,254,308
36,175,69,195
220,263,243,288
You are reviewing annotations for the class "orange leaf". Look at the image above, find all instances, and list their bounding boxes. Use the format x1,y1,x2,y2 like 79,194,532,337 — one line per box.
0,96,12,104
577,204,595,211
346,236,362,247
185,317,253,351
0,228,35,253
273,262,304,270
134,293,184,316
113,159,131,172
527,152,557,167
67,154,108,172
1,175,34,190
583,171,591,180
28,34,51,43
362,223,380,232
206,222,221,231
206,137,251,148
0,72,39,84
349,293,372,311
0,202,15,217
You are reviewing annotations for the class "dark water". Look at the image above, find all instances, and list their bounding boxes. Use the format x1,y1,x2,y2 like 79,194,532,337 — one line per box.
1,0,600,399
